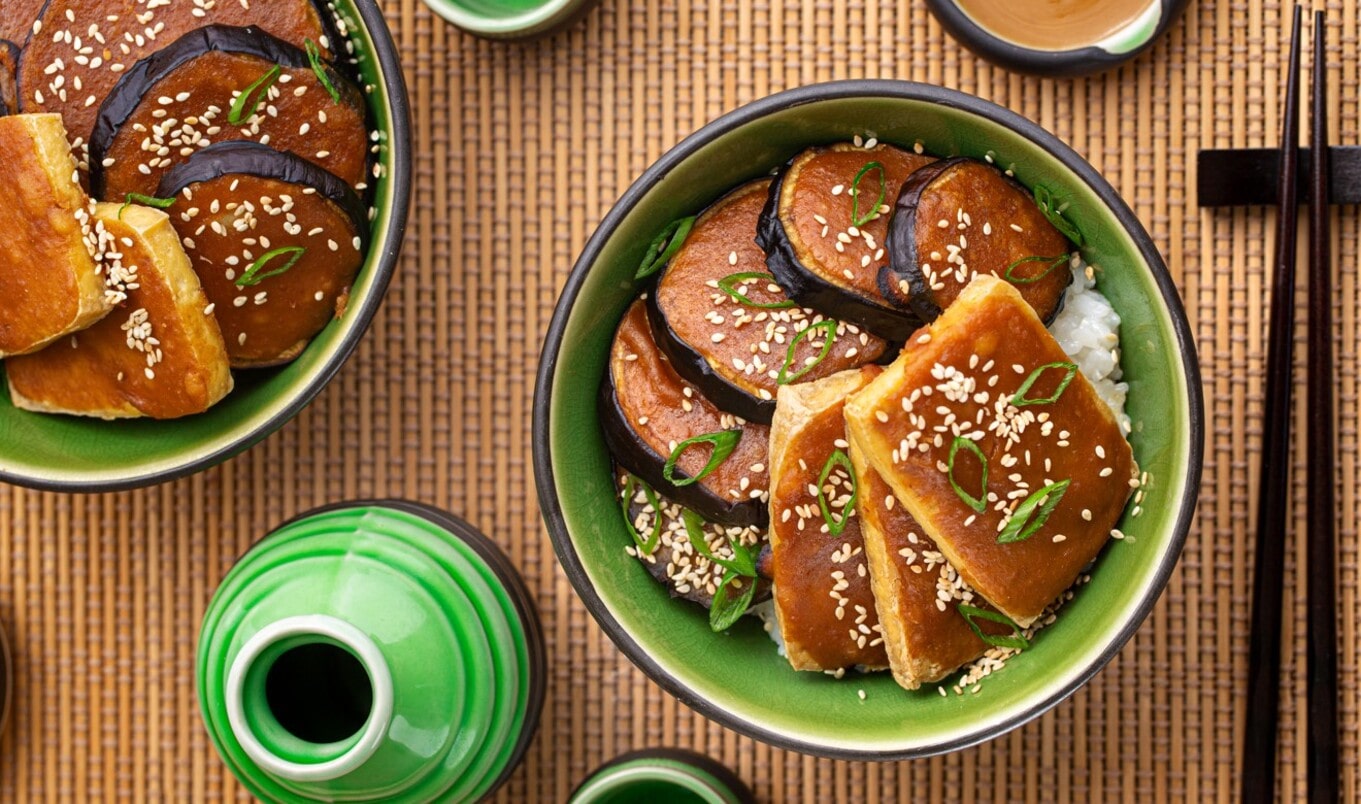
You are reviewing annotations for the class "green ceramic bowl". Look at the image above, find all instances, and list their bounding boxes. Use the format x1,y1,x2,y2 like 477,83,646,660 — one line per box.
534,81,1203,759
0,0,411,492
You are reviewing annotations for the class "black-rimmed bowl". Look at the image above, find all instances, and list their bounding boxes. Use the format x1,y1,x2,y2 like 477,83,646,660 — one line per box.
534,80,1202,759
0,0,411,492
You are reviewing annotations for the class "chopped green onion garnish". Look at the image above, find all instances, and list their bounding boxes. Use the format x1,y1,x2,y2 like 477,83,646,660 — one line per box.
709,570,758,632
663,430,741,487
717,272,796,309
228,64,282,125
1032,185,1084,246
683,509,757,577
947,436,988,513
1011,362,1078,407
635,216,696,280
304,39,341,104
236,246,306,287
851,161,886,228
776,319,837,385
118,193,175,219
997,479,1071,544
1004,253,1070,285
620,474,662,555
957,604,1029,650
817,449,858,537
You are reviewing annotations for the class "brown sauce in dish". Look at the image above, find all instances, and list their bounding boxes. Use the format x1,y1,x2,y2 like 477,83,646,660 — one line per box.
952,0,1155,52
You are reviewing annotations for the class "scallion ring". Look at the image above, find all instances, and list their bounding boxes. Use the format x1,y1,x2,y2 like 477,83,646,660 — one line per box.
304,39,341,104
957,604,1029,650
717,272,796,309
682,509,758,577
118,193,175,219
997,479,1071,544
776,319,837,385
851,161,886,228
228,64,282,125
1032,184,1084,246
947,436,988,513
817,449,858,537
709,570,758,632
635,216,696,280
1011,361,1078,407
236,246,306,287
663,430,741,487
620,474,663,555
1004,252,1071,285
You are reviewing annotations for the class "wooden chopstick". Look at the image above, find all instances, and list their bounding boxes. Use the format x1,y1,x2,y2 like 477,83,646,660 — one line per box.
1241,7,1302,802
1306,10,1339,804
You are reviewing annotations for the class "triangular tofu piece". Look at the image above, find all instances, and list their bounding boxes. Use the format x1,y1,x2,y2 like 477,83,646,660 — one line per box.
768,367,887,673
6,203,233,419
0,113,113,357
844,276,1136,627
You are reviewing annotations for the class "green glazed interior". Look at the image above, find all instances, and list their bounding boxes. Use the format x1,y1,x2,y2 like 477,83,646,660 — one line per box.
0,0,406,491
541,83,1200,758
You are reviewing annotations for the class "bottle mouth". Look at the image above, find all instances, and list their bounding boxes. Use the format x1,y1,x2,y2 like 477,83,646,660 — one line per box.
225,616,394,782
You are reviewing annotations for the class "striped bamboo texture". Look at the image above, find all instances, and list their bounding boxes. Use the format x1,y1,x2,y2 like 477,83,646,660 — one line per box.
0,0,1358,800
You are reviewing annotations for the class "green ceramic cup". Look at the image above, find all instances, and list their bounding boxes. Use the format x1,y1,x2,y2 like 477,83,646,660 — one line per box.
419,0,599,40
0,0,411,492
198,501,546,803
570,749,756,804
534,81,1203,759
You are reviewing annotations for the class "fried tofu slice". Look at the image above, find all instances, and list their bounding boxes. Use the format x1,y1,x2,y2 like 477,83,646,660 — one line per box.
0,114,113,357
844,276,1136,627
849,433,1003,690
6,203,233,419
768,367,888,673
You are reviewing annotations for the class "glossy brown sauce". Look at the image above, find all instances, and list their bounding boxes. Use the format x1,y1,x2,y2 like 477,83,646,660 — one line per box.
953,0,1154,52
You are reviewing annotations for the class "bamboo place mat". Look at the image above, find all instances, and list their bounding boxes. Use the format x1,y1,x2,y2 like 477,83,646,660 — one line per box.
0,0,1358,801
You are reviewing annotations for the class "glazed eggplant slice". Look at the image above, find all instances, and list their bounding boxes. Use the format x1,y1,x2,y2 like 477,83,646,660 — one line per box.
757,142,935,341
882,157,1073,324
648,179,890,424
617,470,771,610
90,25,369,200
158,141,368,368
19,0,331,169
767,367,888,673
0,40,18,116
843,276,1136,628
601,300,771,528
0,1,42,44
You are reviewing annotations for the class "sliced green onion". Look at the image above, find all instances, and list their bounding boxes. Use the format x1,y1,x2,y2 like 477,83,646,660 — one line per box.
997,480,1071,544
1032,185,1084,246
817,449,858,537
620,474,663,555
118,193,175,219
1011,362,1078,407
683,509,757,577
957,604,1029,650
776,319,837,385
717,272,796,309
663,430,741,487
228,64,282,125
236,246,306,287
304,39,341,104
635,216,696,280
1004,253,1070,285
947,436,988,513
851,161,886,227
709,570,758,632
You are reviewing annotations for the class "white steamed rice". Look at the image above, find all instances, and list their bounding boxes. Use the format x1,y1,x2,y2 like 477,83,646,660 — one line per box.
1049,264,1131,433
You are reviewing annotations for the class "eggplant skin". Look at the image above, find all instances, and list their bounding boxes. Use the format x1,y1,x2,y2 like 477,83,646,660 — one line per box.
644,288,775,425
598,377,769,529
89,24,366,200
157,140,369,249
756,156,924,343
882,157,1071,326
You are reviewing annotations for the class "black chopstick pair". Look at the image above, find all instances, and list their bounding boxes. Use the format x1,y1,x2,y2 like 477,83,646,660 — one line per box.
1241,8,1338,804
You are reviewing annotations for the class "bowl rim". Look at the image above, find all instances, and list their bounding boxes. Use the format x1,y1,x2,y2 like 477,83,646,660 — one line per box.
0,0,413,493
533,79,1204,759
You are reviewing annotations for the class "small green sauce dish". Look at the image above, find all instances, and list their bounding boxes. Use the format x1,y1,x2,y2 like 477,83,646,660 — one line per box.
420,0,599,40
570,749,755,804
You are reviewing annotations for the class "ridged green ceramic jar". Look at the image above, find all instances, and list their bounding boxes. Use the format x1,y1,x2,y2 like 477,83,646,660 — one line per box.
198,501,545,803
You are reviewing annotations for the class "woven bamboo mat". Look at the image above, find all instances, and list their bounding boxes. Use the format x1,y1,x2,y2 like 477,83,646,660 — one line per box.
0,0,1357,800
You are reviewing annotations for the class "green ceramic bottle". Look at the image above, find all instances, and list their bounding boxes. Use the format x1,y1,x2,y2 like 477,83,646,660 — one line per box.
569,749,756,804
198,501,545,803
